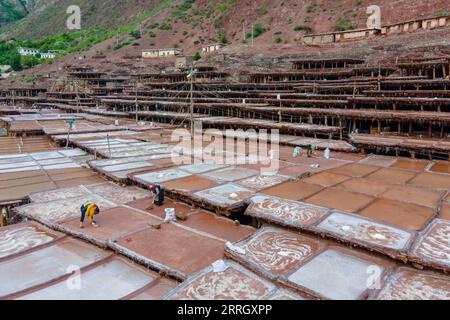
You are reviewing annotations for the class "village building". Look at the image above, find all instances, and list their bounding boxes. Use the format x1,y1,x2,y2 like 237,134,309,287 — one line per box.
304,14,450,44
202,43,226,55
18,48,56,59
18,47,40,56
142,48,182,59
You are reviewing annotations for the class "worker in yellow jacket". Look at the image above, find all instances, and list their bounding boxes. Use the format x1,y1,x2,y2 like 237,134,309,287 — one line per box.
80,203,100,228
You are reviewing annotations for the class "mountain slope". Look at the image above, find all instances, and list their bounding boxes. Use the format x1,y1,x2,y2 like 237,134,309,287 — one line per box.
0,0,170,39
0,0,30,26
1,0,448,40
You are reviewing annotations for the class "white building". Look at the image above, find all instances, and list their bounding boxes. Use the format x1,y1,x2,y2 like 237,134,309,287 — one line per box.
142,48,182,59
40,51,57,59
18,48,56,59
202,43,226,55
18,47,40,56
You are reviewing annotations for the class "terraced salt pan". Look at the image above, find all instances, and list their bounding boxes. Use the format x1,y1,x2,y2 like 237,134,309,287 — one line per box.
237,174,291,191
0,223,57,259
287,249,385,300
164,260,276,300
85,182,152,204
58,149,88,157
228,227,320,278
18,259,155,300
38,158,74,166
134,169,192,184
30,151,64,160
0,239,108,297
246,195,328,227
359,155,397,167
179,163,229,174
0,150,85,173
373,268,450,300
411,219,450,269
0,166,42,173
42,163,81,170
317,212,413,251
101,162,154,172
16,194,116,223
194,184,254,206
202,167,259,182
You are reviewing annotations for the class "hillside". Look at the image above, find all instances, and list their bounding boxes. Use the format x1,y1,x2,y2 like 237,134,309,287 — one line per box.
1,0,448,41
0,0,448,83
0,0,30,26
0,0,171,39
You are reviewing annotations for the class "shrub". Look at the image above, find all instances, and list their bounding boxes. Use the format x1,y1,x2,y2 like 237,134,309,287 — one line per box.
335,17,356,31
219,33,229,44
159,22,172,30
245,23,267,39
129,30,141,39
435,10,450,17
306,3,316,13
294,25,312,32
194,52,201,61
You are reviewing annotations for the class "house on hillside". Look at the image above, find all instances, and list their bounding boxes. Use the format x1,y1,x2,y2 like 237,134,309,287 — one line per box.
202,43,226,55
142,48,182,59
40,51,57,59
18,48,57,59
18,48,40,56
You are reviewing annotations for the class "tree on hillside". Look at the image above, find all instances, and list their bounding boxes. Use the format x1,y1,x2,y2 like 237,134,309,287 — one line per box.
9,52,22,71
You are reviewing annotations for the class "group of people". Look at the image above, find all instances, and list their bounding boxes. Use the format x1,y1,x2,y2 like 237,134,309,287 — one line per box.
293,144,330,159
79,184,165,228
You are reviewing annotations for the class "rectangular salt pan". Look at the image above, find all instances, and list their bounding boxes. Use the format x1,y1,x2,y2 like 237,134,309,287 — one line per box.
0,241,108,297
18,259,155,300
317,212,412,250
288,249,383,300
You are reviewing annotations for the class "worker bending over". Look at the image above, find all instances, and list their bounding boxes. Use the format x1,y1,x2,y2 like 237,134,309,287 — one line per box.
80,203,100,228
146,184,165,210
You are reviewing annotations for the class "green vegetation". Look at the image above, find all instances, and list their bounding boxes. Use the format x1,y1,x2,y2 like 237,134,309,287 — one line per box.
256,5,268,16
335,16,356,31
294,25,312,32
0,0,175,69
306,3,317,13
9,51,21,71
148,31,157,38
171,0,195,22
194,52,201,61
287,18,294,24
147,22,159,29
113,39,132,50
356,0,362,6
245,23,267,39
304,16,312,23
129,30,141,39
435,10,450,17
159,22,173,30
274,36,282,44
0,0,28,25
219,33,229,44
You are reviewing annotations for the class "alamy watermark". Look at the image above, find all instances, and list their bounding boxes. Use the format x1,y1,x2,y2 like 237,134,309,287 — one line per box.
66,5,81,30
